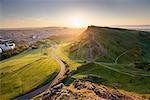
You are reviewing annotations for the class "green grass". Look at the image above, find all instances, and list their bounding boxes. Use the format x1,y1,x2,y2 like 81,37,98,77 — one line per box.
55,27,150,98
0,47,59,100
68,26,150,63
105,63,150,77
72,63,150,94
56,44,82,71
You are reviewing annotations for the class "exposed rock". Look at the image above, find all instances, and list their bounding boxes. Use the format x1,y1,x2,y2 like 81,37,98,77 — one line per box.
41,80,144,100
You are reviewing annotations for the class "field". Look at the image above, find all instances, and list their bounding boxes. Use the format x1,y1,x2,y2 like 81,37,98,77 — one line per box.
0,47,59,100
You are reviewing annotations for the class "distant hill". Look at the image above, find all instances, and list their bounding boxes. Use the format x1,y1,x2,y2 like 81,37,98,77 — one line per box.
68,25,150,63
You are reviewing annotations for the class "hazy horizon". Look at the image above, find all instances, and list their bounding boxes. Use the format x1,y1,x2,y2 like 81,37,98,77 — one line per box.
0,0,150,28
0,25,150,29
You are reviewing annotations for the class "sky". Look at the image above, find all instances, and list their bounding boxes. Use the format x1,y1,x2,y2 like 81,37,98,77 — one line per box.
0,0,150,28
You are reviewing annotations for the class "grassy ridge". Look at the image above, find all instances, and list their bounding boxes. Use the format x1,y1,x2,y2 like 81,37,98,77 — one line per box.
68,26,150,63
0,47,59,100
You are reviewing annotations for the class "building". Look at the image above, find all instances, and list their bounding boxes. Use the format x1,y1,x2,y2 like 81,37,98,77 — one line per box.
0,47,2,53
0,39,16,53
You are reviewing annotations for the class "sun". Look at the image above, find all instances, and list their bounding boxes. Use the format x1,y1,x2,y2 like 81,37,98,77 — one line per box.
70,18,85,28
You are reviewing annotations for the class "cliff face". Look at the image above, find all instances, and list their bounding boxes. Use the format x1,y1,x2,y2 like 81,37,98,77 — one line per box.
69,26,150,63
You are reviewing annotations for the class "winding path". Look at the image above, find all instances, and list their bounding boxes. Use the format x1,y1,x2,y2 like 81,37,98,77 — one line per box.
48,45,66,88
114,50,130,64
16,45,66,100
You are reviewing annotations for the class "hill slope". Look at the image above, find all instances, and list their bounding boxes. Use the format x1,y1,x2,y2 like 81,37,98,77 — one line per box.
68,26,150,63
0,47,59,100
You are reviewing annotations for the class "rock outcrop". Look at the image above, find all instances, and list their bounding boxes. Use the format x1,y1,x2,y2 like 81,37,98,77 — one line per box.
41,80,144,100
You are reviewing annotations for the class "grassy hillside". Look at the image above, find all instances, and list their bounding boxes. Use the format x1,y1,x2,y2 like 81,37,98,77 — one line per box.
68,26,150,63
56,44,82,71
72,63,150,94
54,26,150,98
0,47,59,100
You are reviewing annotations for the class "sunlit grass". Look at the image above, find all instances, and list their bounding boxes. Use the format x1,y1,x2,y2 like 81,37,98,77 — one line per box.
56,43,81,71
0,47,59,100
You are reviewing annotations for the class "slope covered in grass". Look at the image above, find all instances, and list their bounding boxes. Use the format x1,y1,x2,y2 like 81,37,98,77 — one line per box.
68,26,150,63
53,26,150,99
72,63,150,94
0,47,59,100
54,43,150,98
56,44,82,71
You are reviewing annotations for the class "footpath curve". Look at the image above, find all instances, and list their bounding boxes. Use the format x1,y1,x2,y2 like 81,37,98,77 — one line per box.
16,45,66,100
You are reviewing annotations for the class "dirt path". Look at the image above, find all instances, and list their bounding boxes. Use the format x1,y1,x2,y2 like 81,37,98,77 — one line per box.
114,50,130,64
16,46,66,100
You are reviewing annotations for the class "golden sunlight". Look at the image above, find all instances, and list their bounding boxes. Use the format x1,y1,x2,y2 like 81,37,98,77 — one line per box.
70,18,85,28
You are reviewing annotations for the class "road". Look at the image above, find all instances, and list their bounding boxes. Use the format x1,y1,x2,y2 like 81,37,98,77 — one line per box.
16,46,66,100
48,45,66,88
